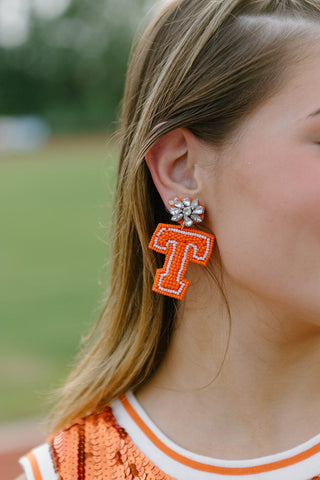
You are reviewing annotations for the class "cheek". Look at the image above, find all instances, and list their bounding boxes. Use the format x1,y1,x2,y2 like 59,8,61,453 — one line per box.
210,143,320,311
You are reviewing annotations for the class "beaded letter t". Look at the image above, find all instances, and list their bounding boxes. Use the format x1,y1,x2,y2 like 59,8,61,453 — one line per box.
149,197,215,300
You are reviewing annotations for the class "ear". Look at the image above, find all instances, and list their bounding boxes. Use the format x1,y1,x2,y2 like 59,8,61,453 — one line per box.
145,128,203,208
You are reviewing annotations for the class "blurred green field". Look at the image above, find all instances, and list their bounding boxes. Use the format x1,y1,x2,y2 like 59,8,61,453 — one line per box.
0,135,118,422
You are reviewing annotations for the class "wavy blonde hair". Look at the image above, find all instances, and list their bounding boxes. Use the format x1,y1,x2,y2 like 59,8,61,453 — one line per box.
50,0,320,432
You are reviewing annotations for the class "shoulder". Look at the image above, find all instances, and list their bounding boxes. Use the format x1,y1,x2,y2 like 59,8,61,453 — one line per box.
15,475,26,480
50,405,127,477
19,407,119,480
50,404,173,480
19,442,57,480
20,404,173,480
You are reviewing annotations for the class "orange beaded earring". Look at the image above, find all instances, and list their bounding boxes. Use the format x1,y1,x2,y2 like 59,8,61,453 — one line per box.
149,196,215,300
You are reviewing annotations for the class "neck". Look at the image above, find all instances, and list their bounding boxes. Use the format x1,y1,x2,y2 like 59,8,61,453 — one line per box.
137,270,320,459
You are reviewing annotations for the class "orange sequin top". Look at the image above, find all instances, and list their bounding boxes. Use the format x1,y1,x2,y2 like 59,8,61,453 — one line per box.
50,403,175,480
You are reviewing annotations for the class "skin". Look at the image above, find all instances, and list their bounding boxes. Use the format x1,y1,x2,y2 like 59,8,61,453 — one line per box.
138,51,320,459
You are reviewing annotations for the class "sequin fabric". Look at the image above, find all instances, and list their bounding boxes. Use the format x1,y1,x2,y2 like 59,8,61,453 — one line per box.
50,405,176,480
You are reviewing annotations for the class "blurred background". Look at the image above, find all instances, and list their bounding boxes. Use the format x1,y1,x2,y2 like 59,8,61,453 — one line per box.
0,0,162,476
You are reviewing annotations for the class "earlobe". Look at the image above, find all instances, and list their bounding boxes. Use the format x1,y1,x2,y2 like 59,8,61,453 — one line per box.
145,128,200,207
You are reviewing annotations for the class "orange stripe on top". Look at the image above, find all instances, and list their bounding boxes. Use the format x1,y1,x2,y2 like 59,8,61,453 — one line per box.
120,394,320,475
26,451,42,480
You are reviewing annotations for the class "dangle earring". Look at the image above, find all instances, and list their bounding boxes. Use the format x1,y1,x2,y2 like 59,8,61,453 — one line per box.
149,196,215,300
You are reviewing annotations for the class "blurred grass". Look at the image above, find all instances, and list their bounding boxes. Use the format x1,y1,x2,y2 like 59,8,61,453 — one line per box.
0,134,118,422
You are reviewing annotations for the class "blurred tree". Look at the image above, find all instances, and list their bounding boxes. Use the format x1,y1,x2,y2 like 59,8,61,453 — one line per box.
0,0,151,132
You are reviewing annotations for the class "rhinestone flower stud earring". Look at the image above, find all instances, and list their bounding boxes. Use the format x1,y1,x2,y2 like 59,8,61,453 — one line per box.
149,196,215,300
169,196,205,228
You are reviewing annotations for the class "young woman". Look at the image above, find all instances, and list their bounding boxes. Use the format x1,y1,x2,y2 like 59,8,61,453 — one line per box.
18,0,320,478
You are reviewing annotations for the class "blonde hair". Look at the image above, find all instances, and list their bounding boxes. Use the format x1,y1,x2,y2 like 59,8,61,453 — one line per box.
50,0,320,432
